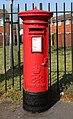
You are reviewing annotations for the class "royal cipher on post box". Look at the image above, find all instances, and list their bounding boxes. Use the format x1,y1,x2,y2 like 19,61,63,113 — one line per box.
18,7,53,112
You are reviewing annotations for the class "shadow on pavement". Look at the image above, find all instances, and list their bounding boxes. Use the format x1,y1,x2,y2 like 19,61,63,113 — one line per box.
47,73,72,110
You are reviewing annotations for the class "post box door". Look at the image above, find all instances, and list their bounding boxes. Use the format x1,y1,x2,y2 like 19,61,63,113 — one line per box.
26,35,48,92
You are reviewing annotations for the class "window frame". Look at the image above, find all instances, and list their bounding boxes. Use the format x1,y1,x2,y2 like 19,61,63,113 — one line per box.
0,18,3,26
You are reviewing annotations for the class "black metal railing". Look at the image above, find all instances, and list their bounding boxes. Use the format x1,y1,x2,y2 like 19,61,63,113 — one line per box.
0,3,73,93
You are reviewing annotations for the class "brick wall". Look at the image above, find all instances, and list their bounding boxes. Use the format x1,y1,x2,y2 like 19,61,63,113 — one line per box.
51,19,72,47
51,20,71,34
0,35,3,45
54,33,71,47
0,19,10,45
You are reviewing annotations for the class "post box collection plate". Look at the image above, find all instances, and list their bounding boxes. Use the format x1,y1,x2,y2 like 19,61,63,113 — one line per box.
32,36,42,52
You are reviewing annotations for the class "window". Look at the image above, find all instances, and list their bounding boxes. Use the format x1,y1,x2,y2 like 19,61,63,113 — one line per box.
0,18,3,26
66,32,70,34
58,32,61,34
54,22,56,26
66,20,69,25
54,21,61,26
50,23,53,27
58,21,61,26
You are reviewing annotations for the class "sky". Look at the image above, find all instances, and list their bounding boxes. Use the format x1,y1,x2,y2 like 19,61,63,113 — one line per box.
0,0,73,22
0,0,73,12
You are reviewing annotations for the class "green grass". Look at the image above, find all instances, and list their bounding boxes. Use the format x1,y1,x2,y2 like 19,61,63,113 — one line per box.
0,45,23,103
0,45,73,103
50,46,73,99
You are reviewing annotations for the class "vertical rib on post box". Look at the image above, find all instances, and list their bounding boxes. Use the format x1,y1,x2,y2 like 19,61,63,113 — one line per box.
18,7,53,112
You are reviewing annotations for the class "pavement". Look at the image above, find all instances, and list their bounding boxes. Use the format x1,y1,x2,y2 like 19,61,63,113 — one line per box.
0,101,73,119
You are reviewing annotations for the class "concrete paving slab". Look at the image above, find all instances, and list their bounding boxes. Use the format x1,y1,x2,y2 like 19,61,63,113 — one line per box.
0,101,73,119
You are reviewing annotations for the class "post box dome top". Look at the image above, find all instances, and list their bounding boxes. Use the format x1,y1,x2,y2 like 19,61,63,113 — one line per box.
18,7,53,19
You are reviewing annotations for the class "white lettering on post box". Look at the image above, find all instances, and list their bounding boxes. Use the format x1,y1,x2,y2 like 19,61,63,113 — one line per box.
32,36,42,52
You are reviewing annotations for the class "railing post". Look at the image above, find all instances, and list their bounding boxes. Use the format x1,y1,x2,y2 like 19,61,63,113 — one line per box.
32,3,34,10
64,3,66,80
56,3,59,92
3,4,7,91
17,4,21,91
48,3,52,90
71,3,73,79
9,1,14,87
39,3,43,10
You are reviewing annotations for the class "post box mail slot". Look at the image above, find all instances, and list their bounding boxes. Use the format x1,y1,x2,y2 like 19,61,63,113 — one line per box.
29,28,45,35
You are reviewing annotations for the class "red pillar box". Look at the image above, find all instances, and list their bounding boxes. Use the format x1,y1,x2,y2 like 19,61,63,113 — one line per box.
18,7,53,112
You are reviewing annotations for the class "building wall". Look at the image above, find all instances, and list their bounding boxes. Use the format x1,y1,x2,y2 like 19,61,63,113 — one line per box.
54,33,71,47
0,19,10,45
50,20,72,47
0,35,3,45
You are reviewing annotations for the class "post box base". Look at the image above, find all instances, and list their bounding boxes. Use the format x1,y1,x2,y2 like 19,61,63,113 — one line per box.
23,89,49,113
